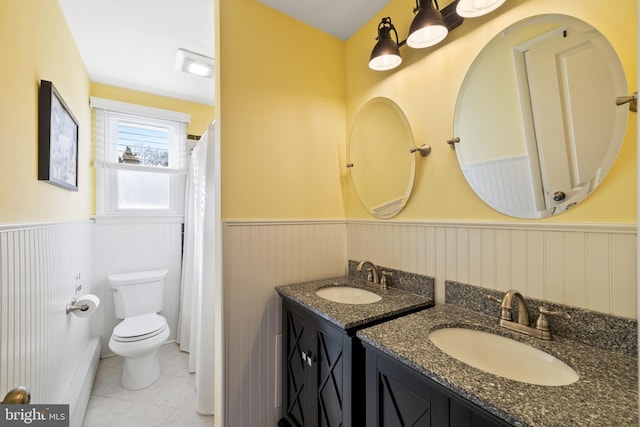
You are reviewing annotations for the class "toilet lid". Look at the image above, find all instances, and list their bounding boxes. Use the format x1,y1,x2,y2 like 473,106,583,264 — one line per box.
113,313,167,340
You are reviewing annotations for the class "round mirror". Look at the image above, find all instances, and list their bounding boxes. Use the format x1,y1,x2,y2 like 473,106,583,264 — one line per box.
453,14,629,219
349,97,416,218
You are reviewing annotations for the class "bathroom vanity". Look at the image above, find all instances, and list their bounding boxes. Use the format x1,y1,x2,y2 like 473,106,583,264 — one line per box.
358,304,638,427
276,274,434,427
277,272,638,426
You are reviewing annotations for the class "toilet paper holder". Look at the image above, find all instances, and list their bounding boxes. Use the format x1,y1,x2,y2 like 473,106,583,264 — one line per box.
66,298,90,315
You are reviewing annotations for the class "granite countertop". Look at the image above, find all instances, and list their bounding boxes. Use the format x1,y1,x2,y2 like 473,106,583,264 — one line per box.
357,304,639,427
275,276,433,331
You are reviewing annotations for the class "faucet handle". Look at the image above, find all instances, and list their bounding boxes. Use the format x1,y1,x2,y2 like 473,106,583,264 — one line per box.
380,270,393,288
365,268,374,283
486,294,512,320
486,294,501,303
535,307,570,339
538,306,571,319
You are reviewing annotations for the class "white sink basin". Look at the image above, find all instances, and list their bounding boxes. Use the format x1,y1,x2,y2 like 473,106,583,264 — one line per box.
429,328,579,386
315,286,382,304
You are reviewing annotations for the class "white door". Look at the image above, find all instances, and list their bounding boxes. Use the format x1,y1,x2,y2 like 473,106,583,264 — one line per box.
518,26,621,209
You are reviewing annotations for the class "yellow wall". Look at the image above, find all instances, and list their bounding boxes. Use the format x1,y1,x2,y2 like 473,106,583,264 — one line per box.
0,0,216,224
3,0,635,225
345,0,637,223
219,0,347,219
90,83,215,137
0,0,91,223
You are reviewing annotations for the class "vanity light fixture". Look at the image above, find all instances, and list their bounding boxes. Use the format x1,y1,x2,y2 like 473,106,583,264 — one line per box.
456,0,506,18
407,0,448,48
175,48,215,78
369,0,464,71
369,17,403,71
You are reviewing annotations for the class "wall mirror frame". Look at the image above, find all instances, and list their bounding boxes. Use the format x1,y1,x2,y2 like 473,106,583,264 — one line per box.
349,97,416,219
452,14,630,219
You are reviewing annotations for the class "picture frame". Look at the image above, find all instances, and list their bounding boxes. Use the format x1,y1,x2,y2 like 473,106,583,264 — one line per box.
38,80,79,191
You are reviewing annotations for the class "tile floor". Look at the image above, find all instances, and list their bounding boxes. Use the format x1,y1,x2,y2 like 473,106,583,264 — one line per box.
82,343,214,427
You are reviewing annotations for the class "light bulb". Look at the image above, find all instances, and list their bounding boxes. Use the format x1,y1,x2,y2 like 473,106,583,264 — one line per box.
456,0,506,18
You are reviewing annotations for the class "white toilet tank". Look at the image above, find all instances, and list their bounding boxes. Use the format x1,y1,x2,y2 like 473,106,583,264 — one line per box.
108,269,168,319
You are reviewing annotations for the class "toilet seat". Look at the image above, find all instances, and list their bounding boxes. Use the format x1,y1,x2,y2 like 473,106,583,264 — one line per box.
112,313,168,342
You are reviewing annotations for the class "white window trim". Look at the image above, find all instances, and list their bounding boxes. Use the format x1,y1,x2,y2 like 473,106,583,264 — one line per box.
92,214,184,225
91,97,191,219
90,97,191,123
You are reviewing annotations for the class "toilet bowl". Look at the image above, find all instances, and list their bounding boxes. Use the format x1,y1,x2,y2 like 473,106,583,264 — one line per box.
107,269,170,390
109,313,170,390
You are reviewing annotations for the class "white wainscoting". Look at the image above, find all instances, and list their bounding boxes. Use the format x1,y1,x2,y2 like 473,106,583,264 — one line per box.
0,221,95,419
223,218,636,426
464,155,538,214
92,221,183,356
347,220,637,319
223,220,347,426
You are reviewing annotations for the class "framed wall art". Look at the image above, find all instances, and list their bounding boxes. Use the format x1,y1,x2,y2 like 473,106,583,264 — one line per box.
38,80,79,191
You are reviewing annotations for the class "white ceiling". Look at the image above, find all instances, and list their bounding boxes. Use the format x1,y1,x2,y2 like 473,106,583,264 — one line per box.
258,0,392,41
57,0,390,107
57,0,216,106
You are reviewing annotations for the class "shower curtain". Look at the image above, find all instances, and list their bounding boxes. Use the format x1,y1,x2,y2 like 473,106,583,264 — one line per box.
178,122,216,415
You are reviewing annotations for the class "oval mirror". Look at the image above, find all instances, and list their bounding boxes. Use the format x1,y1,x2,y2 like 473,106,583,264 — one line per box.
453,14,629,219
349,97,416,218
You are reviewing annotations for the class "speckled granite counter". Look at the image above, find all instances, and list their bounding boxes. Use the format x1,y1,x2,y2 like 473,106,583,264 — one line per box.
275,276,433,331
357,304,638,426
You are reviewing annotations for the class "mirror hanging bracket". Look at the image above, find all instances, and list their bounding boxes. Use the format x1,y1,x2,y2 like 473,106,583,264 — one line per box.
447,137,460,148
616,91,637,112
410,144,431,156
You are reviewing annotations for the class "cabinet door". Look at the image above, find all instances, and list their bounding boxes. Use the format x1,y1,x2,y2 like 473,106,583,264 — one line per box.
431,380,511,427
448,394,509,427
282,301,309,426
282,301,353,427
311,315,347,427
281,299,365,427
364,344,511,427
366,348,431,426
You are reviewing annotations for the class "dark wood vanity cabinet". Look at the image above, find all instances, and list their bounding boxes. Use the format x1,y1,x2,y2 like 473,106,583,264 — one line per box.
280,299,365,427
363,343,512,427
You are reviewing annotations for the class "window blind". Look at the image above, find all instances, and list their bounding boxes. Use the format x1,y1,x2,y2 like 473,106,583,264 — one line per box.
91,97,189,174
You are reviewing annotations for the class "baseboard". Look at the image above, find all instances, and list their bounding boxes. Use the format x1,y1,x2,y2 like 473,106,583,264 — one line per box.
64,337,102,427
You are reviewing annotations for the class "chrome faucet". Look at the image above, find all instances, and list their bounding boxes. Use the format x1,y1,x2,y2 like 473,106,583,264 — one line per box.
356,260,390,289
488,289,570,340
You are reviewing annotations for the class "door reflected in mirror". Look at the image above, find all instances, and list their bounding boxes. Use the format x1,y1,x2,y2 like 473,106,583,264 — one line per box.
453,14,629,219
350,97,416,219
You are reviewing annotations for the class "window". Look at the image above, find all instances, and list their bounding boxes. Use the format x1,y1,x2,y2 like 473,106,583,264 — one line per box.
91,97,190,221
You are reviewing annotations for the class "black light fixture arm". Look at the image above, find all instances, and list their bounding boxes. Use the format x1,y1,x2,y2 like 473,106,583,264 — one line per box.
377,17,402,47
414,0,440,14
376,17,409,48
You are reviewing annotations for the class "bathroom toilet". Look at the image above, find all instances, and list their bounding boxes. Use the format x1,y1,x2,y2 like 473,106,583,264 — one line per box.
108,269,170,390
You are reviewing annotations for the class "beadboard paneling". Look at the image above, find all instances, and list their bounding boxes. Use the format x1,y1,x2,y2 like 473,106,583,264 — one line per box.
223,221,347,426
347,220,637,319
464,156,538,214
0,222,93,405
223,219,636,426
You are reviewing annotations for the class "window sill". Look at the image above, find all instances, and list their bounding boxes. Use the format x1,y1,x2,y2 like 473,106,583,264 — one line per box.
92,215,184,225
